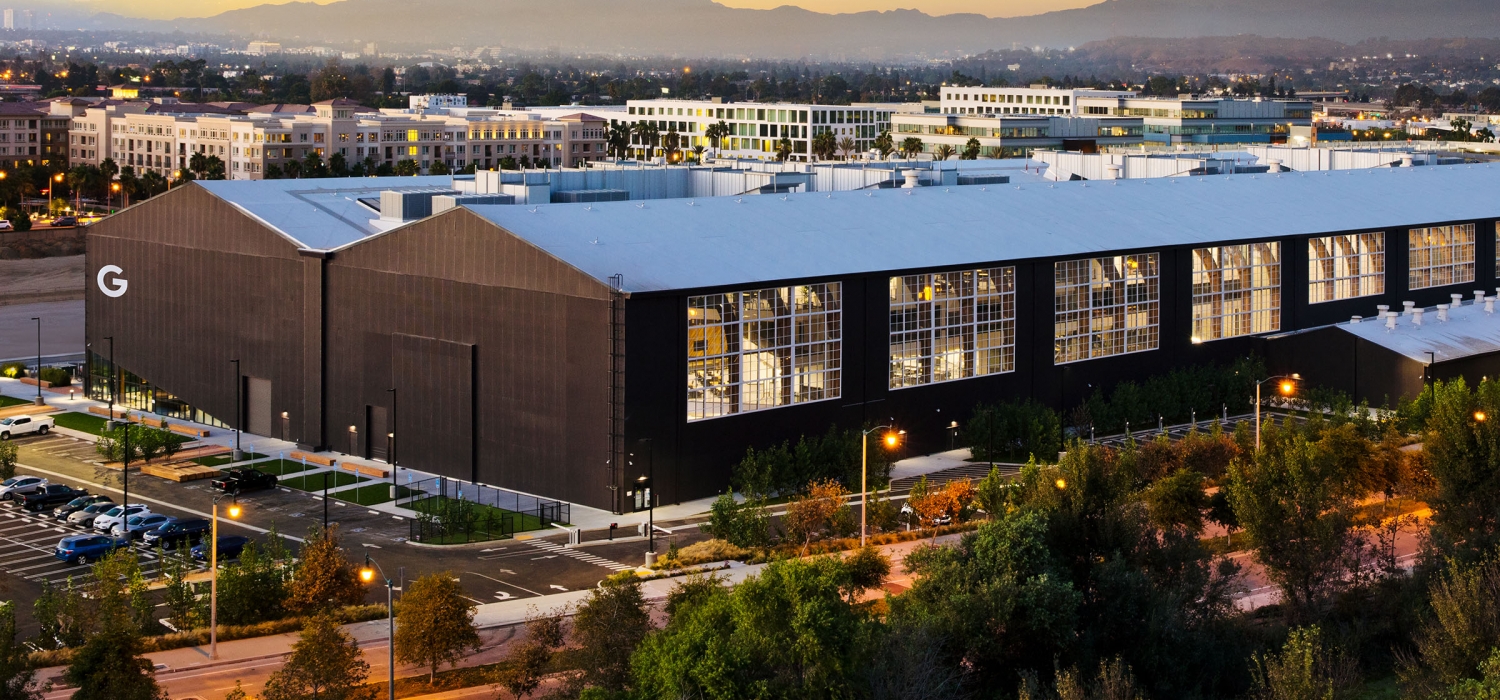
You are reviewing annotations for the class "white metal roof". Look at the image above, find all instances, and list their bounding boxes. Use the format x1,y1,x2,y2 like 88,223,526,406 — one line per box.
1338,300,1500,364
466,164,1500,294
196,176,455,250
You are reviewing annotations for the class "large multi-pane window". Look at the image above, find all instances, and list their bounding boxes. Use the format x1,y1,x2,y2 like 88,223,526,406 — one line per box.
1409,223,1475,290
889,268,1016,389
1308,233,1385,303
1192,243,1281,342
687,283,841,421
1054,254,1160,364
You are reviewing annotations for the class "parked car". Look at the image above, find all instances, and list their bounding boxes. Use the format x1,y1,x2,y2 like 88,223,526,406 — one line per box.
53,494,111,521
0,220,12,231
18,484,88,512
49,216,76,227
68,501,118,527
210,467,277,494
93,504,149,533
0,415,53,440
0,476,47,501
115,513,173,539
54,534,126,565
192,535,249,561
143,518,211,548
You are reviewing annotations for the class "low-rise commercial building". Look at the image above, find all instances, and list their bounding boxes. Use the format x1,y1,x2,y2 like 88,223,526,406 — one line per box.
938,85,1135,116
85,165,1500,513
891,112,1144,157
1077,94,1314,144
623,99,893,161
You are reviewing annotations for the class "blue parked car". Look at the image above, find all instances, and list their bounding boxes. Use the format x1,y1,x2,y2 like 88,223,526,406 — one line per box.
191,535,249,562
55,534,125,565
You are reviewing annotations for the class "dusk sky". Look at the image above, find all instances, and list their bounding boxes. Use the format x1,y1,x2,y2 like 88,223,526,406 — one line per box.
102,0,1095,20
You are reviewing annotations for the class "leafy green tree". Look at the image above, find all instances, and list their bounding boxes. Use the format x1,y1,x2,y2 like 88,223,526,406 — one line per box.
872,129,894,158
393,159,420,176
426,161,450,175
967,398,1061,463
1227,419,1366,616
161,543,205,631
394,572,480,683
1248,626,1359,700
1144,468,1207,533
495,608,565,698
216,540,290,625
1421,378,1500,564
286,525,365,615
63,628,165,700
699,491,770,547
633,556,882,698
223,681,249,700
0,604,43,700
572,573,653,693
1447,648,1500,699
0,442,16,480
1400,558,1500,695
261,614,371,700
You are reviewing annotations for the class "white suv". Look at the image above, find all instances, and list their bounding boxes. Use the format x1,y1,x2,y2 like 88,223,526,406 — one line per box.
93,504,149,533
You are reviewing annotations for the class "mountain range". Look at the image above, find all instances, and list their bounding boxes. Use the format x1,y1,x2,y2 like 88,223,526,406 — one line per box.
23,0,1500,58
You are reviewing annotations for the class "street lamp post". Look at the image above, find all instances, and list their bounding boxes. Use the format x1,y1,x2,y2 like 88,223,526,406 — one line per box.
360,556,396,700
230,359,242,460
209,494,242,660
110,182,120,213
860,426,903,547
48,172,61,219
1255,373,1301,450
29,316,42,405
633,437,655,558
104,336,114,428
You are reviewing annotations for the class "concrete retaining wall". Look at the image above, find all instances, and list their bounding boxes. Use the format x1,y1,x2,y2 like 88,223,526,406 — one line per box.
0,228,85,259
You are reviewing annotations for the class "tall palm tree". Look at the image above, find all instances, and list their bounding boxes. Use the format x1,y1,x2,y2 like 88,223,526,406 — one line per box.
630,121,659,160
934,144,957,161
691,144,705,163
662,129,682,162
775,137,793,162
282,159,303,179
704,120,730,152
606,123,631,159
836,137,857,160
811,131,836,161
872,130,894,159
899,137,924,159
961,138,981,160
117,165,138,207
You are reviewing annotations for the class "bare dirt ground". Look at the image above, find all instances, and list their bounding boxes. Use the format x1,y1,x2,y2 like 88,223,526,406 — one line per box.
0,255,83,305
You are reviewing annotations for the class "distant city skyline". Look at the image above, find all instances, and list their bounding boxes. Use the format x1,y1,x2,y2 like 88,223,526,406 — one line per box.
91,0,1095,20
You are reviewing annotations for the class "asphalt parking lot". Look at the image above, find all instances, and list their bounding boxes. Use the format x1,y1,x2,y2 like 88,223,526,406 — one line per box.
3,429,701,635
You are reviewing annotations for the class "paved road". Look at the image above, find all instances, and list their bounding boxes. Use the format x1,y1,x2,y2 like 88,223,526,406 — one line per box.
0,300,83,362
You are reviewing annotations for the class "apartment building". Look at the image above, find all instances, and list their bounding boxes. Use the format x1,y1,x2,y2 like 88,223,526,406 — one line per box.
1077,95,1315,145
623,99,894,161
938,86,1136,116
0,101,71,170
67,96,610,180
890,112,1145,157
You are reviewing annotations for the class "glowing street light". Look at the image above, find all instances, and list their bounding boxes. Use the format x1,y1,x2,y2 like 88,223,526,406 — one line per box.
209,493,242,660
860,424,904,546
1255,373,1301,449
360,554,396,700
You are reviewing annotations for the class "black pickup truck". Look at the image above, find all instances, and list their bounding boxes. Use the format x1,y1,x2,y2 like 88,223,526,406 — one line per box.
209,468,277,494
19,484,89,513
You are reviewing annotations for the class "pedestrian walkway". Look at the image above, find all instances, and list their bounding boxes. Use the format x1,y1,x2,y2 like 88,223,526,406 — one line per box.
526,539,633,572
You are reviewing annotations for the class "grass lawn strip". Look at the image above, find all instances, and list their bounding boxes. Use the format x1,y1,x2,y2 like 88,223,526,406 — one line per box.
51,411,108,435
0,396,29,409
251,459,314,477
406,495,557,542
331,483,419,507
278,471,367,492
192,452,268,467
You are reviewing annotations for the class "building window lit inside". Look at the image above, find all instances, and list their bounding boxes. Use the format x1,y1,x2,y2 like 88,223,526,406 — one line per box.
1409,223,1475,290
1191,243,1281,342
1308,233,1385,303
1054,254,1159,364
687,283,841,421
888,267,1016,390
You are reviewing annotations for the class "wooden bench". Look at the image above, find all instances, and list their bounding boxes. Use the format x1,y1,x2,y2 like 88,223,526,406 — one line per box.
0,404,58,420
141,463,220,482
17,377,53,389
86,406,130,419
290,451,337,467
135,416,167,429
340,462,390,479
168,423,210,438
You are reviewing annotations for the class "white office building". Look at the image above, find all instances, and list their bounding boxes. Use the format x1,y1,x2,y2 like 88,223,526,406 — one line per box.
1077,95,1315,145
938,86,1136,116
623,99,894,162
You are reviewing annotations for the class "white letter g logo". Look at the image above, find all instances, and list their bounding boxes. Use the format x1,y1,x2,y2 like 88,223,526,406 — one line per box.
97,265,128,298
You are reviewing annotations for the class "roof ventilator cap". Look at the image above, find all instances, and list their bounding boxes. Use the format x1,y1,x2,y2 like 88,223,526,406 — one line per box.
1413,308,1424,326
1350,316,1361,324
1403,301,1416,315
1437,304,1449,322
901,169,920,189
1386,313,1397,331
1452,293,1465,307
1376,304,1390,318
1488,297,1496,314
1104,164,1122,180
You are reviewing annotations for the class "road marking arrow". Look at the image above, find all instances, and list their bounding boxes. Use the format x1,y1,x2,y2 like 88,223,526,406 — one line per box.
494,591,514,600
549,585,568,591
531,555,557,560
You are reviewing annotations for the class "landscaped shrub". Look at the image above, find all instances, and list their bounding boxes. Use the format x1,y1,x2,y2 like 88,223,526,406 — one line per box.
38,367,71,387
0,362,25,379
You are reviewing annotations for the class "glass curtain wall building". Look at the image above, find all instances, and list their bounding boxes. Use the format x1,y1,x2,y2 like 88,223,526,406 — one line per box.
888,267,1016,389
1309,233,1386,303
1054,254,1161,364
687,283,842,421
1191,243,1281,342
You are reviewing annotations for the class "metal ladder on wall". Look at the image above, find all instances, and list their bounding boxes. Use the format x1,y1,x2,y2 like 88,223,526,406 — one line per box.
607,274,627,514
